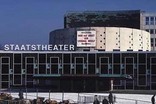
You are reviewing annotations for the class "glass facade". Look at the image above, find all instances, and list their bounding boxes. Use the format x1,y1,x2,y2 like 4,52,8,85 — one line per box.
64,10,141,29
0,51,156,91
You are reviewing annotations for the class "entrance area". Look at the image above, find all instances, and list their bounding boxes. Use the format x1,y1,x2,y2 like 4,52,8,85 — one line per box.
34,77,111,92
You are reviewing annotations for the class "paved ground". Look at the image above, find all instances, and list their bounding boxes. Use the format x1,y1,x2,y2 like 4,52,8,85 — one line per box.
0,89,154,104
2,92,152,104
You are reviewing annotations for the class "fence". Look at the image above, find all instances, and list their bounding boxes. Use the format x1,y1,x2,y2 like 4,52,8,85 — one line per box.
77,94,151,104
0,89,153,104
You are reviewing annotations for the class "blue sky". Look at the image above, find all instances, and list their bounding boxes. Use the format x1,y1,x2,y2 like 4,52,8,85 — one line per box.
0,0,156,45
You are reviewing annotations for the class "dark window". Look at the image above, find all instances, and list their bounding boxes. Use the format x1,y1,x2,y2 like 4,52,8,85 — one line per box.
113,54,120,63
51,65,58,74
14,75,21,84
2,58,9,63
150,17,154,25
126,65,133,74
39,65,46,74
138,75,146,85
145,17,149,25
14,54,21,63
88,65,95,74
146,29,149,32
50,57,58,63
138,65,146,74
151,58,156,63
151,17,154,21
146,17,149,21
2,65,9,74
88,54,95,63
151,38,154,43
39,54,46,63
150,29,154,34
63,65,70,74
14,65,21,74
76,65,83,74
2,75,9,81
26,65,33,74
138,54,146,63
63,54,70,63
27,58,34,63
151,44,153,47
101,65,108,74
113,65,120,74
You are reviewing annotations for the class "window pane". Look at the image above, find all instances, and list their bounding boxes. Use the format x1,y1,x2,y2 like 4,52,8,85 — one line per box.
151,17,154,21
150,17,154,25
146,29,149,32
145,17,149,25
146,17,149,21
150,29,154,34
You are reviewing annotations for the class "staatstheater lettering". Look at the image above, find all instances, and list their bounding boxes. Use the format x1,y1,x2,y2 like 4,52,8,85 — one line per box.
4,44,75,51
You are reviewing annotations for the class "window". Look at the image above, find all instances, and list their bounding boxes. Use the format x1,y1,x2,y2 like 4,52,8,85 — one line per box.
150,29,154,34
151,43,153,47
150,17,154,25
146,29,149,32
145,17,149,25
151,38,154,45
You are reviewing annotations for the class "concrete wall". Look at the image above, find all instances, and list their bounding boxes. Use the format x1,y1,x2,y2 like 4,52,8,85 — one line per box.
49,27,151,51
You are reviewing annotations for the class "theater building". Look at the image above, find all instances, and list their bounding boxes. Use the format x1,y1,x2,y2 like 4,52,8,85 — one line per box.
1,27,156,92
64,10,156,51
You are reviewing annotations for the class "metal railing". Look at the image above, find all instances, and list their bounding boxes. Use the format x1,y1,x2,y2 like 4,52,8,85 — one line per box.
0,89,152,104
77,94,151,104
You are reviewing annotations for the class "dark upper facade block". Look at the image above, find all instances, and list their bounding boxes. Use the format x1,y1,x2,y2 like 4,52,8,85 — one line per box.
64,10,142,29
